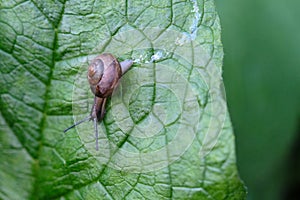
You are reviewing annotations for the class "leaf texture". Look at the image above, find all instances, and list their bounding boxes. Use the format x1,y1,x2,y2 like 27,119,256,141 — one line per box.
0,0,246,199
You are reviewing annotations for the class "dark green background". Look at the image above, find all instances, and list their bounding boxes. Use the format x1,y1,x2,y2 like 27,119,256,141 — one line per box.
216,0,300,199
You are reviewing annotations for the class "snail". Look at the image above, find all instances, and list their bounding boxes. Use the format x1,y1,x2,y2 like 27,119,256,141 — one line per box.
64,53,133,150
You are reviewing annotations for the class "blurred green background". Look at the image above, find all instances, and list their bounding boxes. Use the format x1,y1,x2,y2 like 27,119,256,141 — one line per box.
215,0,300,199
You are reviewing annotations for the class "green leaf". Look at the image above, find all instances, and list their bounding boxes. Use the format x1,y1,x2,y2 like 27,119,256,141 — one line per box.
0,0,246,199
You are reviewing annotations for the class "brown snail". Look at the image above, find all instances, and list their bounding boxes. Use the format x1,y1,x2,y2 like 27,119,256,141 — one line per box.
64,53,133,150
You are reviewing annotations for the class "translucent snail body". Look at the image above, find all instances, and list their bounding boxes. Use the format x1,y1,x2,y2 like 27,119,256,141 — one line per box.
64,53,133,150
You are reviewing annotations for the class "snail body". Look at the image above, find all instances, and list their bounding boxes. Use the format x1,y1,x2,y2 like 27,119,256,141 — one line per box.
64,53,133,150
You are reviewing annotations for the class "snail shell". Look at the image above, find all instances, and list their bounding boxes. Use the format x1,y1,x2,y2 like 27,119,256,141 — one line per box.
88,53,122,98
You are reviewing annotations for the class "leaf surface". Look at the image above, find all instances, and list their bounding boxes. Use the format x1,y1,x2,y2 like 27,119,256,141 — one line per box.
0,0,246,199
